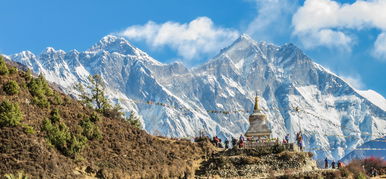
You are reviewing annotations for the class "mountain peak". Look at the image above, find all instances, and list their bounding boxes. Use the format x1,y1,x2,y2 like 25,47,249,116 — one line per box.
19,50,35,57
100,35,123,44
239,33,254,41
43,47,56,53
41,47,65,56
89,35,138,55
234,34,258,46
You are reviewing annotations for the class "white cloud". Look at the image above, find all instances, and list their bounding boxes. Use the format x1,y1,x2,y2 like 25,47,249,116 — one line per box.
246,0,299,43
118,17,239,61
292,0,386,50
372,32,386,61
297,29,352,50
340,74,365,89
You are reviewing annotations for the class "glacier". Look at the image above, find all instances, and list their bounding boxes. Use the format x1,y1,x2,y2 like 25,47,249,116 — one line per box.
7,34,386,161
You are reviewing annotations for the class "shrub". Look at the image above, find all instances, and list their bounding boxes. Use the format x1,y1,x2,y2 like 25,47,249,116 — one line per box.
4,171,29,179
28,75,54,108
103,103,124,119
80,117,102,140
0,56,9,75
346,160,367,178
361,157,386,175
28,75,51,97
42,109,87,158
89,112,100,123
32,96,50,108
0,101,22,127
357,172,366,179
127,111,142,129
21,124,35,134
8,66,18,74
3,80,20,95
49,108,61,123
22,69,33,81
50,94,63,105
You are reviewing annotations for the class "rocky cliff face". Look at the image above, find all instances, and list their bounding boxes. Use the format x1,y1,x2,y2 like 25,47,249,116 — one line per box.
8,34,386,161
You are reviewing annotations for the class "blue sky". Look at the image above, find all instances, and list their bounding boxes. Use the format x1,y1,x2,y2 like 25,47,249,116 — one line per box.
0,0,385,97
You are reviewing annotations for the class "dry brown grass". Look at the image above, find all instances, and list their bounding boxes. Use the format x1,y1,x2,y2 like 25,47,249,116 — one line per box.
0,60,214,178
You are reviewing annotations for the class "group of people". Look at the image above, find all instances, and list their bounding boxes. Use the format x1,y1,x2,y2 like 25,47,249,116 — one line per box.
324,158,344,169
282,134,290,144
281,132,304,151
212,136,223,148
211,131,306,150
212,134,246,149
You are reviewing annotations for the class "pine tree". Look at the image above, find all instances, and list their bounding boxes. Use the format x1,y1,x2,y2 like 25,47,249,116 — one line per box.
3,80,20,95
75,74,112,115
127,111,142,129
88,75,110,112
0,56,9,75
74,82,92,107
0,101,23,127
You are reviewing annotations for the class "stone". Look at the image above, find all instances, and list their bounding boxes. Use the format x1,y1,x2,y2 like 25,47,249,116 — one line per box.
245,96,271,138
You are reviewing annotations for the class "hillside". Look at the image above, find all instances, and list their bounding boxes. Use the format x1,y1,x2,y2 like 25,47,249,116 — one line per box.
1,56,382,179
9,34,386,162
0,57,214,178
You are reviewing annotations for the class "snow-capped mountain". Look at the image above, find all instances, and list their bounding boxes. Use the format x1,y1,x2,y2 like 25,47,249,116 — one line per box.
340,136,386,163
8,34,386,161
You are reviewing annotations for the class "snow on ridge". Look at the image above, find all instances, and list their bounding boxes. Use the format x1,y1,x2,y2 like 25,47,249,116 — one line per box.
357,89,386,111
311,61,386,111
8,34,386,162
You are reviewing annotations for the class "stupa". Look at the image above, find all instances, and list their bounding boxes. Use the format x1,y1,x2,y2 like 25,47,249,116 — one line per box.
245,95,271,138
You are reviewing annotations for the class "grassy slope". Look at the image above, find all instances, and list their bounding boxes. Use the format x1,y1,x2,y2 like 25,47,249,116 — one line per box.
0,60,213,178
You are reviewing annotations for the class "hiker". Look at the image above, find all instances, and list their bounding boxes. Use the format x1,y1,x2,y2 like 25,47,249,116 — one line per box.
213,136,220,147
371,167,378,177
239,134,245,143
239,139,244,148
296,131,303,150
337,161,342,169
225,139,229,149
331,161,336,169
298,140,303,151
282,138,287,144
218,142,224,148
285,134,289,143
231,137,237,148
324,158,328,168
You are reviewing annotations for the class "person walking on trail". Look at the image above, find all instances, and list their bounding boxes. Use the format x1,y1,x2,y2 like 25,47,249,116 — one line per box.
324,158,328,169
298,140,303,151
213,136,220,147
282,138,287,144
285,134,289,143
225,139,229,149
231,137,237,148
331,161,336,169
337,161,342,169
296,131,303,150
239,139,244,148
239,134,245,143
371,167,378,177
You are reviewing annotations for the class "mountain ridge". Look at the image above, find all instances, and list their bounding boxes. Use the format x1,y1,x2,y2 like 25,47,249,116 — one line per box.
6,34,386,161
